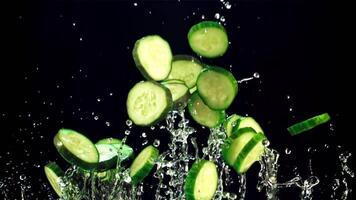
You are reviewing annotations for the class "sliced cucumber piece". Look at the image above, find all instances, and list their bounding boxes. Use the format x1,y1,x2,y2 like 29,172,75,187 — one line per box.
188,21,229,58
287,113,331,136
132,35,173,81
161,79,190,109
97,138,134,162
197,66,238,110
44,162,64,197
232,117,264,135
127,81,173,126
188,92,225,128
54,129,99,170
234,133,266,173
130,145,159,185
222,128,257,166
223,114,241,137
95,144,118,171
184,160,218,200
189,86,197,94
166,55,203,88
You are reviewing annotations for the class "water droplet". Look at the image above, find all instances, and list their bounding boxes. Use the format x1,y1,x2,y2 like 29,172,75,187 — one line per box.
285,148,291,155
72,22,76,27
220,16,226,22
79,37,83,41
201,15,205,19
141,132,147,138
142,140,148,146
262,139,270,147
105,121,110,127
19,174,26,181
126,119,133,127
286,95,291,99
97,98,101,102
253,72,260,78
109,92,113,96
153,139,160,147
133,2,138,6
125,130,131,135
225,2,232,9
289,108,293,112
150,126,155,130
94,116,99,120
214,13,220,19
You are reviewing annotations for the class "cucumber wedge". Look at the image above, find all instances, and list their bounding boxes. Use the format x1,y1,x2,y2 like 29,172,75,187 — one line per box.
96,138,134,162
166,55,203,88
161,79,190,109
234,133,266,173
223,114,241,137
54,129,99,170
188,91,225,128
184,160,218,200
132,35,172,81
130,145,159,185
44,162,64,197
197,66,238,110
127,81,173,126
232,117,264,135
188,21,229,58
95,144,118,171
287,113,331,136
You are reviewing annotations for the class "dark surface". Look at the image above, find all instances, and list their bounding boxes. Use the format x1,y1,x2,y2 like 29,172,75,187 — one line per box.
2,0,354,199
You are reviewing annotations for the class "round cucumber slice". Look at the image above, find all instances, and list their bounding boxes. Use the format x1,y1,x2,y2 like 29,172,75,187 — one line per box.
197,66,238,110
188,21,229,58
287,113,331,136
126,81,173,126
184,160,218,200
44,162,64,197
129,145,159,185
188,92,225,128
54,129,99,170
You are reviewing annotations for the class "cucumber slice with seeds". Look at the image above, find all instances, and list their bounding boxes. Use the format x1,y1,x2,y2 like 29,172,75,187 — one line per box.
127,81,173,126
44,162,64,197
232,117,264,135
166,55,203,88
223,114,241,137
95,144,118,171
287,113,331,136
184,160,218,200
161,79,190,109
188,92,225,128
54,129,99,170
188,21,229,58
129,145,159,185
133,35,173,81
197,66,238,110
97,138,134,162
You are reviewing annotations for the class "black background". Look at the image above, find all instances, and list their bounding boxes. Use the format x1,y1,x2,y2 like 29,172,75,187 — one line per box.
2,0,354,199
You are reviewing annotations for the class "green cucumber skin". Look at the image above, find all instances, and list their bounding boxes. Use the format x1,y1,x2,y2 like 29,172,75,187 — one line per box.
197,66,238,111
132,35,172,81
188,92,225,128
130,146,159,185
126,81,173,127
54,129,99,171
44,162,65,196
287,113,330,136
230,127,257,139
188,21,228,58
234,133,266,174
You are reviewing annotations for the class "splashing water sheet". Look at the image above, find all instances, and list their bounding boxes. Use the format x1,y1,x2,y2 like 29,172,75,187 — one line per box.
2,0,353,200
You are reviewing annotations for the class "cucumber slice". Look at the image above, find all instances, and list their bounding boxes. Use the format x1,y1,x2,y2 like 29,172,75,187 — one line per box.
189,86,197,94
96,138,134,162
223,114,241,137
197,66,238,110
188,92,225,128
132,35,172,81
129,145,159,185
166,55,203,88
232,117,264,135
184,160,218,200
222,128,257,166
161,79,190,109
54,129,99,170
95,144,118,171
188,21,229,58
287,113,331,136
44,162,64,197
127,81,173,126
234,133,266,173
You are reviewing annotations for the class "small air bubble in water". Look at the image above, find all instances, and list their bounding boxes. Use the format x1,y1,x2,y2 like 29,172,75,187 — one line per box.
253,72,260,78
153,139,160,147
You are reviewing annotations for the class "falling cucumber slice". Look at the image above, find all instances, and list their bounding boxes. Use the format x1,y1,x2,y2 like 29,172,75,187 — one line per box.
132,35,173,81
129,145,159,185
166,55,203,88
161,79,190,109
96,138,134,162
287,113,331,136
188,91,225,128
188,21,229,58
223,114,241,137
95,144,119,171
126,81,173,126
54,129,99,170
197,66,238,110
44,162,64,197
184,160,218,200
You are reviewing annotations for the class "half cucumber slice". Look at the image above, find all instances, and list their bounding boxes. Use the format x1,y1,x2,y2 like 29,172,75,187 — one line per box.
44,162,64,197
287,113,330,136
